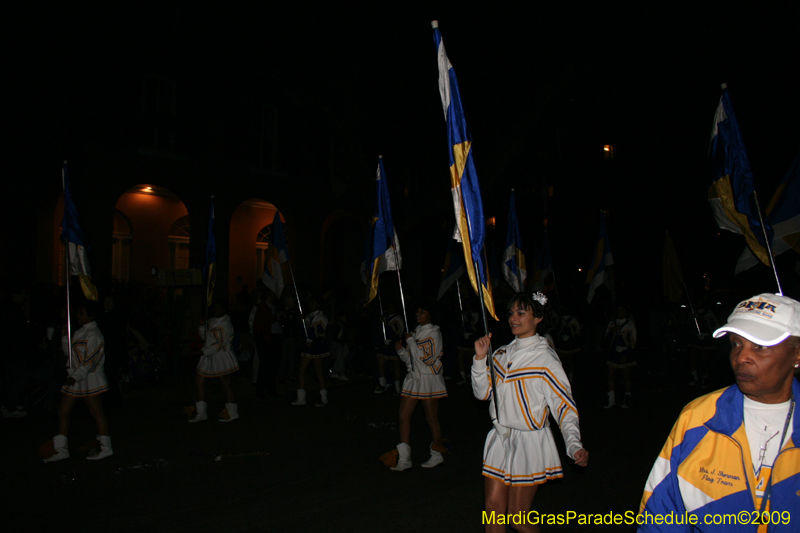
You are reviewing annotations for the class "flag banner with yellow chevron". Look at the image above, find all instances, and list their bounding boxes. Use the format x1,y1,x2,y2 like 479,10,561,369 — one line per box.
361,158,402,304
61,162,97,301
503,190,527,292
708,84,772,267
432,21,496,320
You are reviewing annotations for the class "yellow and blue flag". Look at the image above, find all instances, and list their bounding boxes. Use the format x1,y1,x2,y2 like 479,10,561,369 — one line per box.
362,157,401,304
586,211,614,304
502,190,527,292
263,210,288,296
432,21,496,320
708,84,771,266
61,162,98,301
204,197,216,308
736,153,800,273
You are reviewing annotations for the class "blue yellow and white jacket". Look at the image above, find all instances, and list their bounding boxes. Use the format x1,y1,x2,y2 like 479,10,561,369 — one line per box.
471,334,583,459
639,380,800,532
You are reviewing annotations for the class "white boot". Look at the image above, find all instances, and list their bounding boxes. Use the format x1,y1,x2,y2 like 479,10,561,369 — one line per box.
292,389,306,406
43,434,69,463
189,401,208,422
603,391,615,409
87,435,113,460
219,402,239,422
421,445,444,468
316,389,328,407
391,442,412,471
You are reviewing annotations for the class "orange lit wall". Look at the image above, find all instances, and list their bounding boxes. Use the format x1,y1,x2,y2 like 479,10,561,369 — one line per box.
115,189,189,283
229,199,284,299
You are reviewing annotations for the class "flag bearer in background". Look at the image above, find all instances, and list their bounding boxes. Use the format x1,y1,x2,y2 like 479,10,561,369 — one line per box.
189,301,239,423
292,297,330,407
43,300,112,462
388,300,448,471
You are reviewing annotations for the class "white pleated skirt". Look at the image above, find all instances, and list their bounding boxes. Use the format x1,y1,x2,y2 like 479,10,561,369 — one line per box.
62,370,109,397
197,351,239,377
400,372,447,399
482,426,564,486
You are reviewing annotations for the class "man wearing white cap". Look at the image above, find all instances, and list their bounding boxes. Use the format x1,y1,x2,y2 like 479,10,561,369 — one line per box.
638,293,800,531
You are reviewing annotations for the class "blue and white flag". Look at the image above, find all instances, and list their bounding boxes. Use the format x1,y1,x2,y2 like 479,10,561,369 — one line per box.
263,210,288,296
708,84,771,266
362,157,401,304
432,21,496,320
586,212,614,304
61,162,97,301
736,152,800,273
502,190,527,292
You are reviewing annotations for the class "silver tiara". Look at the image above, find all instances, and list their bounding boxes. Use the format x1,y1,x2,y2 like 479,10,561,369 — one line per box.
531,291,547,305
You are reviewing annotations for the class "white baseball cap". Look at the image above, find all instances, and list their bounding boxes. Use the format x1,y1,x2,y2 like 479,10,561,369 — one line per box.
713,293,800,346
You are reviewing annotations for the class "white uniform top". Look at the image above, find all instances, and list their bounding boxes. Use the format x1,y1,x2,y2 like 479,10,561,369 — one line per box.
199,315,235,355
472,334,583,459
62,321,108,396
396,323,443,376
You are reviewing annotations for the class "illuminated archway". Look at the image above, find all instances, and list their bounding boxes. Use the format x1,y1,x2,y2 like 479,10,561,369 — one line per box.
229,199,286,308
114,184,189,283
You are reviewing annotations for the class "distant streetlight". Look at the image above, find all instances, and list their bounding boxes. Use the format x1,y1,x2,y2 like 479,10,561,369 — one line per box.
603,144,614,160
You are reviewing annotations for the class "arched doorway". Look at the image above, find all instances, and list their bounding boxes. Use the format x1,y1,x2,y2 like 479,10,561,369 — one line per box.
229,199,287,312
114,184,189,284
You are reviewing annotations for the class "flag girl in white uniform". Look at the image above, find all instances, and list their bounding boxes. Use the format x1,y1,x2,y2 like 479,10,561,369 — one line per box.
43,301,113,462
473,292,588,532
389,301,448,471
188,302,239,422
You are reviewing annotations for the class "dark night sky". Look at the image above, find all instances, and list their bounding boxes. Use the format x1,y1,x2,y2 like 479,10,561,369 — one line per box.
7,3,799,304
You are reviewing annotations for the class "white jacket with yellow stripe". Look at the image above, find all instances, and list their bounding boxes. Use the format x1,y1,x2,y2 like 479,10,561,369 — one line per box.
639,380,800,532
471,334,583,459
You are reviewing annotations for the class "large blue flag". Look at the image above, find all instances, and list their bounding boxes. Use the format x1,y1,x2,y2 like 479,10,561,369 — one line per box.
432,21,496,320
61,162,98,301
708,84,771,266
263,210,288,296
362,157,401,304
736,152,800,273
204,197,216,308
502,190,527,292
586,212,614,304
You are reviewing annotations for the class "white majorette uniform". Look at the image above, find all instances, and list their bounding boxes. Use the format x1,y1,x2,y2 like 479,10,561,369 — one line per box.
61,321,109,397
396,323,447,399
301,310,330,359
197,315,239,377
472,334,583,486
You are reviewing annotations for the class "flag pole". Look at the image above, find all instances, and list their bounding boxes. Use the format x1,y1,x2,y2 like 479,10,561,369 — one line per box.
377,286,388,342
284,255,310,341
752,191,783,296
391,243,410,334
62,161,73,371
682,280,703,338
474,257,500,422
455,278,467,337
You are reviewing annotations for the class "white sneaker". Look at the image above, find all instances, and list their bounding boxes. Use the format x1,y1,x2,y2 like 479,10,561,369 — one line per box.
188,401,208,422
421,448,444,468
316,389,328,407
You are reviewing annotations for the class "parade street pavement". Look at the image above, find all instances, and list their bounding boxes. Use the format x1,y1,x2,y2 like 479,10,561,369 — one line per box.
2,360,710,532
